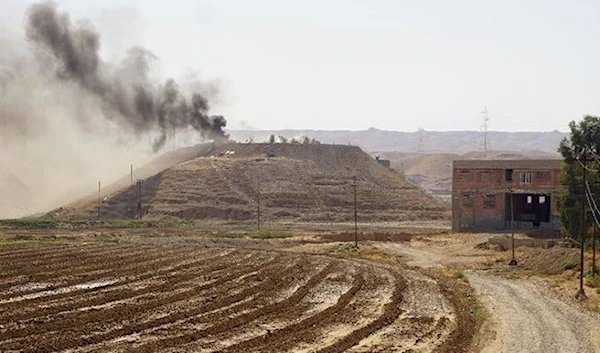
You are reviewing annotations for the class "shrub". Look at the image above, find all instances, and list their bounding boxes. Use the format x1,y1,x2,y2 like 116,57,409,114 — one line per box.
562,260,578,271
585,274,600,288
453,270,466,280
248,231,292,239
472,308,490,321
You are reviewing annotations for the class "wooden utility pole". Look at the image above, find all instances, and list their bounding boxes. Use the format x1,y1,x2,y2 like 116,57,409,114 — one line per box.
593,225,597,278
353,176,358,248
594,171,598,278
256,174,261,231
97,181,101,219
578,157,587,300
509,188,517,266
138,180,143,220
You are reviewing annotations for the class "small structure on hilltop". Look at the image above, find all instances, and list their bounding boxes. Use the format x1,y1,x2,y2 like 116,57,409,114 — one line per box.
375,156,391,168
452,159,562,234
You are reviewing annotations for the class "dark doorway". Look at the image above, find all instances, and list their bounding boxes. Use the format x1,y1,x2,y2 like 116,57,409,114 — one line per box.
505,193,551,227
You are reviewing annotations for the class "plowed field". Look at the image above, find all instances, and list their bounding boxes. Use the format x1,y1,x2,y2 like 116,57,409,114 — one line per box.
0,239,464,352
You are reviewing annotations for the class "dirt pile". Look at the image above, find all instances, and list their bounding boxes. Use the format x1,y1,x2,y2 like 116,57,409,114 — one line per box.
50,143,448,223
517,247,580,275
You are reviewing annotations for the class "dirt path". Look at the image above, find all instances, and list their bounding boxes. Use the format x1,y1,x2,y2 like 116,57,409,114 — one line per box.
468,272,600,353
378,242,600,353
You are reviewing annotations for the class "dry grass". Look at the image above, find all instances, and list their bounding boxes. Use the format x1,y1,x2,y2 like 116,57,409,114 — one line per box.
326,243,399,264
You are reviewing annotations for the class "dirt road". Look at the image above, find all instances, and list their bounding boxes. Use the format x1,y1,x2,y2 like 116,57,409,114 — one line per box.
469,272,600,353
378,242,600,353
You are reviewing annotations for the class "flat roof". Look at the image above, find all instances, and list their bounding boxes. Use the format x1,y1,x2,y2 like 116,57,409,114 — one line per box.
453,159,562,170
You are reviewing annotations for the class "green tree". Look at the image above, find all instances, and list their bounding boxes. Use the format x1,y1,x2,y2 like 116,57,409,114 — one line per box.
269,134,276,144
277,135,288,144
558,116,600,238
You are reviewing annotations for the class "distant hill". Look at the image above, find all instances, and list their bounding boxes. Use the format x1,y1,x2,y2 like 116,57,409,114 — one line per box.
229,129,567,154
49,143,448,223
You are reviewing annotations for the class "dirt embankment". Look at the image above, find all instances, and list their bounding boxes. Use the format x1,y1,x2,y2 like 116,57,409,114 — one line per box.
50,143,448,224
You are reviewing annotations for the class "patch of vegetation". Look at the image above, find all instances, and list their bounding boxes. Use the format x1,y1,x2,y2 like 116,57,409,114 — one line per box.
0,218,58,229
562,260,578,271
474,242,490,250
213,231,292,239
551,278,567,288
327,243,359,254
472,308,490,321
213,231,243,239
453,270,466,280
248,231,292,239
505,272,521,280
584,272,600,288
0,234,56,247
0,218,195,230
0,239,38,247
326,243,397,264
112,220,193,229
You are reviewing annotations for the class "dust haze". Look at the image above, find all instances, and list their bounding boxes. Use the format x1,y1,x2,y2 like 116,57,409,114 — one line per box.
0,1,227,218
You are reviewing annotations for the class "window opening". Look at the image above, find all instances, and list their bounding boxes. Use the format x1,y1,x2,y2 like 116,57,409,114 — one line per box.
484,194,496,209
520,172,532,184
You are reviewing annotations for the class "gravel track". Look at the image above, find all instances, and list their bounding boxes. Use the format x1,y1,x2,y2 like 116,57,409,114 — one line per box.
468,272,600,353
378,242,600,353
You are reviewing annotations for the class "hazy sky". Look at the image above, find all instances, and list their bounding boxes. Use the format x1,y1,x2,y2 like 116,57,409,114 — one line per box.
5,0,600,132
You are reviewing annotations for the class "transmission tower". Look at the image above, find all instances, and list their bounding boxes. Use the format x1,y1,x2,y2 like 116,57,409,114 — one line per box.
481,107,490,159
417,127,425,154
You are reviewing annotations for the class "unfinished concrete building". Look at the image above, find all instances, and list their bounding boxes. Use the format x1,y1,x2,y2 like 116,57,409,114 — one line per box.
452,160,562,233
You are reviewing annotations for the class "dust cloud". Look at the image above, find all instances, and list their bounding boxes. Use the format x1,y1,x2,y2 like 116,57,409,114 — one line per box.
0,1,227,218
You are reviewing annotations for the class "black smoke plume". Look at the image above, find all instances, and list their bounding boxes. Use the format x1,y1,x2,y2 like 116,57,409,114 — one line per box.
25,1,227,151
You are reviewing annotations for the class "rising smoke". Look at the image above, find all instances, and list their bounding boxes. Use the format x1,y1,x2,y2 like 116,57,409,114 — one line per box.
0,1,227,217
25,1,227,151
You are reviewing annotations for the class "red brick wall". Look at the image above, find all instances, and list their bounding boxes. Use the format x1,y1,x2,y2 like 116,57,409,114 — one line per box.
452,166,561,231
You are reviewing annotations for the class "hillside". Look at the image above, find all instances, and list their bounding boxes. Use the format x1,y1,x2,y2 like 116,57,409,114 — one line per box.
50,143,448,223
229,129,566,154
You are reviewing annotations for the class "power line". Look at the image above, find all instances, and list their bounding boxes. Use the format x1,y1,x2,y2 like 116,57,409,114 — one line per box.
576,156,600,172
585,182,600,229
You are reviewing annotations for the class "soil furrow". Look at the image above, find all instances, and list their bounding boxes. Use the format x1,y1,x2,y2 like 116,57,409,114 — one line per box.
0,243,153,271
130,260,337,352
221,270,365,353
0,246,170,292
0,246,209,301
0,243,116,261
0,254,283,351
315,270,406,353
0,248,236,322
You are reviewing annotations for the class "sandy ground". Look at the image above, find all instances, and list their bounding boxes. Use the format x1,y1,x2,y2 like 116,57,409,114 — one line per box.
376,234,600,353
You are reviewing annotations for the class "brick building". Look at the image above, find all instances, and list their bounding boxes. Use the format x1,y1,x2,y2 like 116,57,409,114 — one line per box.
452,160,562,233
